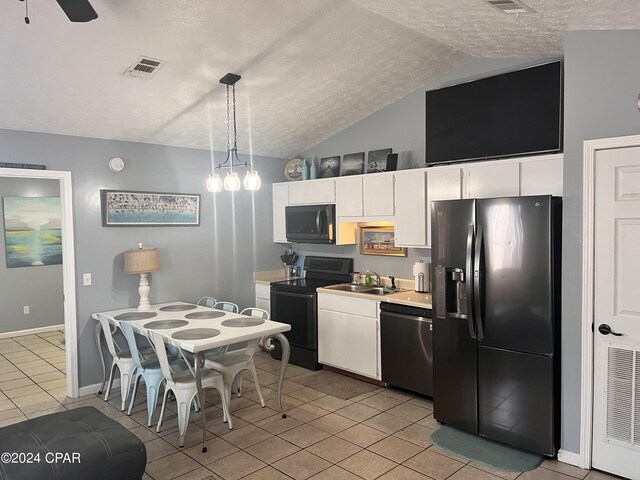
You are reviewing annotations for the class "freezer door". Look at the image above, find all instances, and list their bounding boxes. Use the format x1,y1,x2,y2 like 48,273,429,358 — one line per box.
431,199,478,432
476,196,556,355
478,345,556,456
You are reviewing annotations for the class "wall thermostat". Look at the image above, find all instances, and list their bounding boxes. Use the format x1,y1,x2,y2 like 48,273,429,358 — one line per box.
108,157,125,172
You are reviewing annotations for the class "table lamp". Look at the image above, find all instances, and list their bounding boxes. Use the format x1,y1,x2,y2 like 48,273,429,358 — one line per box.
124,244,161,310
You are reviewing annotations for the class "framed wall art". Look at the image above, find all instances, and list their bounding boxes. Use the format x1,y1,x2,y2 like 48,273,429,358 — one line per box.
318,156,340,178
101,190,200,226
3,196,62,268
366,148,392,173
340,152,365,176
359,226,406,256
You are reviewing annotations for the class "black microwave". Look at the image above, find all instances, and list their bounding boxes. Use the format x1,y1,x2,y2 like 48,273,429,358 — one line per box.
285,204,335,244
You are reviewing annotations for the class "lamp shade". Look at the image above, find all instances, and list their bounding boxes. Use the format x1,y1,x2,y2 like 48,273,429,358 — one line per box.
124,247,161,274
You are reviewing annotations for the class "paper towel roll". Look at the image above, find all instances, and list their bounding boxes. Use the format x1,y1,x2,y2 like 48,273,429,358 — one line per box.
413,260,429,292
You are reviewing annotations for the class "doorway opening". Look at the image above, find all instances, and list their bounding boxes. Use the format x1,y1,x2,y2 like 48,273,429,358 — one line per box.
0,168,77,399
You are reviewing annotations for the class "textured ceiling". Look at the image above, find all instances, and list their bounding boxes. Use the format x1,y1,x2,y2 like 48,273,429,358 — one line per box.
0,0,638,159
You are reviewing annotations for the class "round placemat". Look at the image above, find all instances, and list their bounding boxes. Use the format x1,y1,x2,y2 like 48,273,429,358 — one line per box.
114,311,157,320
159,304,197,312
171,328,221,341
185,311,225,319
143,319,189,330
221,318,265,328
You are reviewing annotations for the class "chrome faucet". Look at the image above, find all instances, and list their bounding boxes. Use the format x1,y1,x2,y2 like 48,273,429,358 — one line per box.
373,272,381,286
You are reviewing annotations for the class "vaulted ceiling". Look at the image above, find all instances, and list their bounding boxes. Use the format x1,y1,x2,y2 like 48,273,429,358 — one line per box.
1,0,638,159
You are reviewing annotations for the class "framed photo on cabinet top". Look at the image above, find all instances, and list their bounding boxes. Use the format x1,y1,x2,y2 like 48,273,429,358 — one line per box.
340,152,365,176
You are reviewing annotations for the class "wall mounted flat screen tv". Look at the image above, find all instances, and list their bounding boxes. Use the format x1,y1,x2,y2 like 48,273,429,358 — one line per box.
425,60,563,166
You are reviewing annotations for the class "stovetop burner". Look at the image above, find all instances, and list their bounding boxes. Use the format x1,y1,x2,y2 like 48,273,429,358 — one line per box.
270,256,353,294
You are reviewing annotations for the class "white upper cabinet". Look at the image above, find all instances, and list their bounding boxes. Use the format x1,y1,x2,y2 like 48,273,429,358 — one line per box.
363,172,394,216
520,154,563,196
288,178,335,205
426,166,463,247
466,161,520,198
394,170,427,247
272,183,288,243
335,176,363,217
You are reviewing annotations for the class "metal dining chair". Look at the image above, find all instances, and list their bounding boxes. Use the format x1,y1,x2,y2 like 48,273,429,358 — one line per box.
204,306,268,409
196,296,217,308
213,301,239,313
96,314,138,411
148,331,232,447
120,323,190,427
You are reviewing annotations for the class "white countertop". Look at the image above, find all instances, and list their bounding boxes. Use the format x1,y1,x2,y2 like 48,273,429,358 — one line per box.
317,286,432,309
254,269,301,285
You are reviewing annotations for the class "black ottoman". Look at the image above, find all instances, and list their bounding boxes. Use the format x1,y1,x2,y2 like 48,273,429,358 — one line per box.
0,406,146,480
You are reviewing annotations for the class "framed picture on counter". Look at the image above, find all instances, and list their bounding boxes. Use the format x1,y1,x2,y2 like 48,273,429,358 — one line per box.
101,190,200,226
359,226,406,256
340,152,365,176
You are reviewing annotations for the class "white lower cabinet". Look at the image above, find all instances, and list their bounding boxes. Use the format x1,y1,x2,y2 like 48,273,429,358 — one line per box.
254,283,271,315
317,293,380,380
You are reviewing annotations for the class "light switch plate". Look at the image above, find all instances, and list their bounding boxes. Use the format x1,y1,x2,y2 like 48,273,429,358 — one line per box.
83,273,92,286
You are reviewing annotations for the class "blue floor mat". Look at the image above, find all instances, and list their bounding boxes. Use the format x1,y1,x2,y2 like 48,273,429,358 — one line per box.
431,426,544,472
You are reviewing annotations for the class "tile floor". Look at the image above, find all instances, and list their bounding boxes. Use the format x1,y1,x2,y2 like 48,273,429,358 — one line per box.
0,333,623,480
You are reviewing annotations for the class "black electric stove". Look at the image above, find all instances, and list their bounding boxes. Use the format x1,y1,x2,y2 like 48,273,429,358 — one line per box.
270,256,353,370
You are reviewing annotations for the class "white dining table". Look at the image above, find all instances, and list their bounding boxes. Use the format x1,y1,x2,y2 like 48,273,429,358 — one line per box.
92,301,291,452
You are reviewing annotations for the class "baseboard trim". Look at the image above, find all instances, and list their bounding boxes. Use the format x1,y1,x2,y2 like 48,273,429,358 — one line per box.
78,378,121,397
0,324,64,340
557,449,582,467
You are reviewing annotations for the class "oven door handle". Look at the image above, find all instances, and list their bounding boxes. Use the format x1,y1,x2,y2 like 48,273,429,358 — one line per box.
271,290,315,300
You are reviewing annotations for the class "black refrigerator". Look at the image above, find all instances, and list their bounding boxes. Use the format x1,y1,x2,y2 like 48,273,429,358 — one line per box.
431,195,561,456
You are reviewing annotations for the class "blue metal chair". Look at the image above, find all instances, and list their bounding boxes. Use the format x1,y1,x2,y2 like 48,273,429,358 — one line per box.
196,296,217,308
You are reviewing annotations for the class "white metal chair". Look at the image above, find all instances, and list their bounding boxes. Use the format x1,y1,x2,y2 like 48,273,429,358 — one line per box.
196,296,217,308
213,301,239,313
96,314,137,411
204,306,268,409
240,307,270,319
148,331,231,447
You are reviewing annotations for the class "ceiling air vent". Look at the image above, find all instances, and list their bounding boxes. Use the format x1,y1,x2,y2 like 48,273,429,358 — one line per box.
484,0,536,14
123,56,166,79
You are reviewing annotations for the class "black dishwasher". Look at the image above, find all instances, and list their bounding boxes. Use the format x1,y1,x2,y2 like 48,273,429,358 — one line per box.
380,302,433,397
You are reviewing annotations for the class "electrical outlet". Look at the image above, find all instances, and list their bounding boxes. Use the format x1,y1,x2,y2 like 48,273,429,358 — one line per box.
83,273,92,286
23,306,30,315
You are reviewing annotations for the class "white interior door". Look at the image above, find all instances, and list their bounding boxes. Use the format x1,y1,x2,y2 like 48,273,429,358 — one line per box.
592,146,640,477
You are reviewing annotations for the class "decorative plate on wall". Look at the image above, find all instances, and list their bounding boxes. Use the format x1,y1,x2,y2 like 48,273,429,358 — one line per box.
284,158,304,181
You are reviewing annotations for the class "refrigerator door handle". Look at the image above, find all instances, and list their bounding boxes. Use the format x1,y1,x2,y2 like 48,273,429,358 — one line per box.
465,224,476,339
474,225,484,340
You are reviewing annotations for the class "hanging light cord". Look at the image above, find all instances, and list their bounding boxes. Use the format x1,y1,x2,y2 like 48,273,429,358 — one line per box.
215,82,249,171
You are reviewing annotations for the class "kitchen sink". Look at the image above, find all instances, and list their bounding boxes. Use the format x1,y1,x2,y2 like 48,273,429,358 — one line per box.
325,284,369,292
325,283,410,296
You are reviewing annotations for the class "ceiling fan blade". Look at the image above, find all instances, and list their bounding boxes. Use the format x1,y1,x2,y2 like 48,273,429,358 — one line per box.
55,0,98,22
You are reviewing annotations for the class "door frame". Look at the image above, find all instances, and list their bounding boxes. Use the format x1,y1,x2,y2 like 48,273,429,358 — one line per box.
0,167,78,398
579,133,640,469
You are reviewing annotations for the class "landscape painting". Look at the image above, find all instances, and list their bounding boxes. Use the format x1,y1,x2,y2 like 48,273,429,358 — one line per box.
101,190,200,226
3,196,62,268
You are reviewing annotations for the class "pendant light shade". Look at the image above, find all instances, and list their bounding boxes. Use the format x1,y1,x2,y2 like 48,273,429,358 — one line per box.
223,171,241,191
206,173,223,192
243,170,261,191
207,73,260,192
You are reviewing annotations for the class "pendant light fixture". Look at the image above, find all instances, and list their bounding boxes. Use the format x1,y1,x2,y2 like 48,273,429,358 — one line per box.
207,73,261,192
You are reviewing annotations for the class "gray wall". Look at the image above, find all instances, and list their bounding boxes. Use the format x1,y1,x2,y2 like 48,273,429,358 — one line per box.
301,57,549,281
561,30,640,454
0,177,63,334
0,129,287,388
